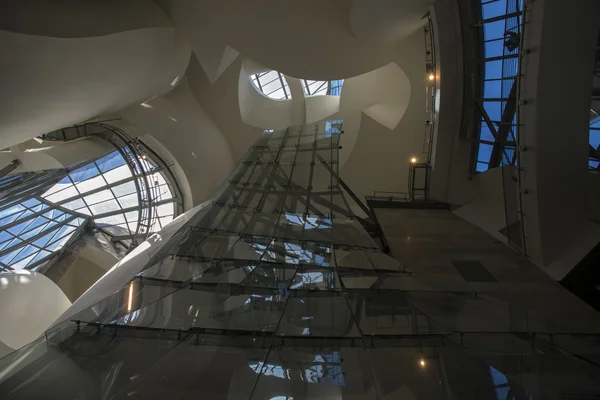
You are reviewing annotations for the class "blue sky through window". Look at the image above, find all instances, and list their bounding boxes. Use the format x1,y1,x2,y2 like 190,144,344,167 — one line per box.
476,0,522,171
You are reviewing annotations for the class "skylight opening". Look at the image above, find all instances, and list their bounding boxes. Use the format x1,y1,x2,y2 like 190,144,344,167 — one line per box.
251,71,291,100
0,148,178,271
302,80,344,96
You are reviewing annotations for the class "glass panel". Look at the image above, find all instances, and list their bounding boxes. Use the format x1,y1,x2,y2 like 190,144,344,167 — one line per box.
407,292,510,332
251,346,377,399
335,248,374,270
137,258,213,282
241,263,297,289
366,251,404,272
191,260,256,284
110,335,269,399
113,287,287,332
349,291,447,335
276,295,361,337
96,151,126,172
289,267,341,290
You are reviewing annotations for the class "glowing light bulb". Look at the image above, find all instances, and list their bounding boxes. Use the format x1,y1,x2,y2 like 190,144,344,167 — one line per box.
428,74,435,81
127,282,134,312
420,359,426,367
411,157,417,164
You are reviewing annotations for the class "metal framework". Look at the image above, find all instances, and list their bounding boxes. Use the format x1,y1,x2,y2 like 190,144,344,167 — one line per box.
471,0,524,173
40,123,184,246
0,123,183,271
251,71,291,100
301,79,344,96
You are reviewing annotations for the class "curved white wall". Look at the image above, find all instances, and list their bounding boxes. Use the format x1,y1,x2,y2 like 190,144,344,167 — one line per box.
0,271,71,353
0,28,191,150
0,0,171,37
349,0,433,45
338,62,412,167
120,78,235,206
305,96,341,124
0,136,115,176
238,62,305,130
156,0,428,80
340,30,426,202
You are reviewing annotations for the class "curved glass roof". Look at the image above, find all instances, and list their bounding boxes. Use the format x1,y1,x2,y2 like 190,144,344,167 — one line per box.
0,198,85,271
0,148,177,272
41,150,175,237
251,71,291,100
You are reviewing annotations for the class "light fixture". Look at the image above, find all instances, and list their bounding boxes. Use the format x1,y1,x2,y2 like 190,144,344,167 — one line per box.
411,157,417,164
419,359,426,367
428,74,435,81
141,154,147,160
170,76,180,87
140,103,152,108
127,282,134,312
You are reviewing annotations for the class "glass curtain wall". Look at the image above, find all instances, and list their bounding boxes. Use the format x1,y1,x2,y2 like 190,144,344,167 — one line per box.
1,122,600,398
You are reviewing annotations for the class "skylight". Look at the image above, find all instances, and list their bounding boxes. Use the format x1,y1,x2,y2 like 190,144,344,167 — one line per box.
0,149,178,271
0,198,86,271
251,71,291,100
41,150,176,238
301,80,344,96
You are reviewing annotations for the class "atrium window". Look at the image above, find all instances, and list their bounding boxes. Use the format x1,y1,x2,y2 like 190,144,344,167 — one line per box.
41,149,176,238
474,0,523,172
251,71,291,100
0,147,178,271
0,197,86,271
301,79,344,96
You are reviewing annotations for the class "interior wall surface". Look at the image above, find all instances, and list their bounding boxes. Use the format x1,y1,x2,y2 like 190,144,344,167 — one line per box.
517,0,600,279
0,0,171,37
429,0,600,281
428,0,473,205
339,30,426,202
374,206,600,333
187,56,264,163
0,28,190,150
155,0,431,80
120,78,235,207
